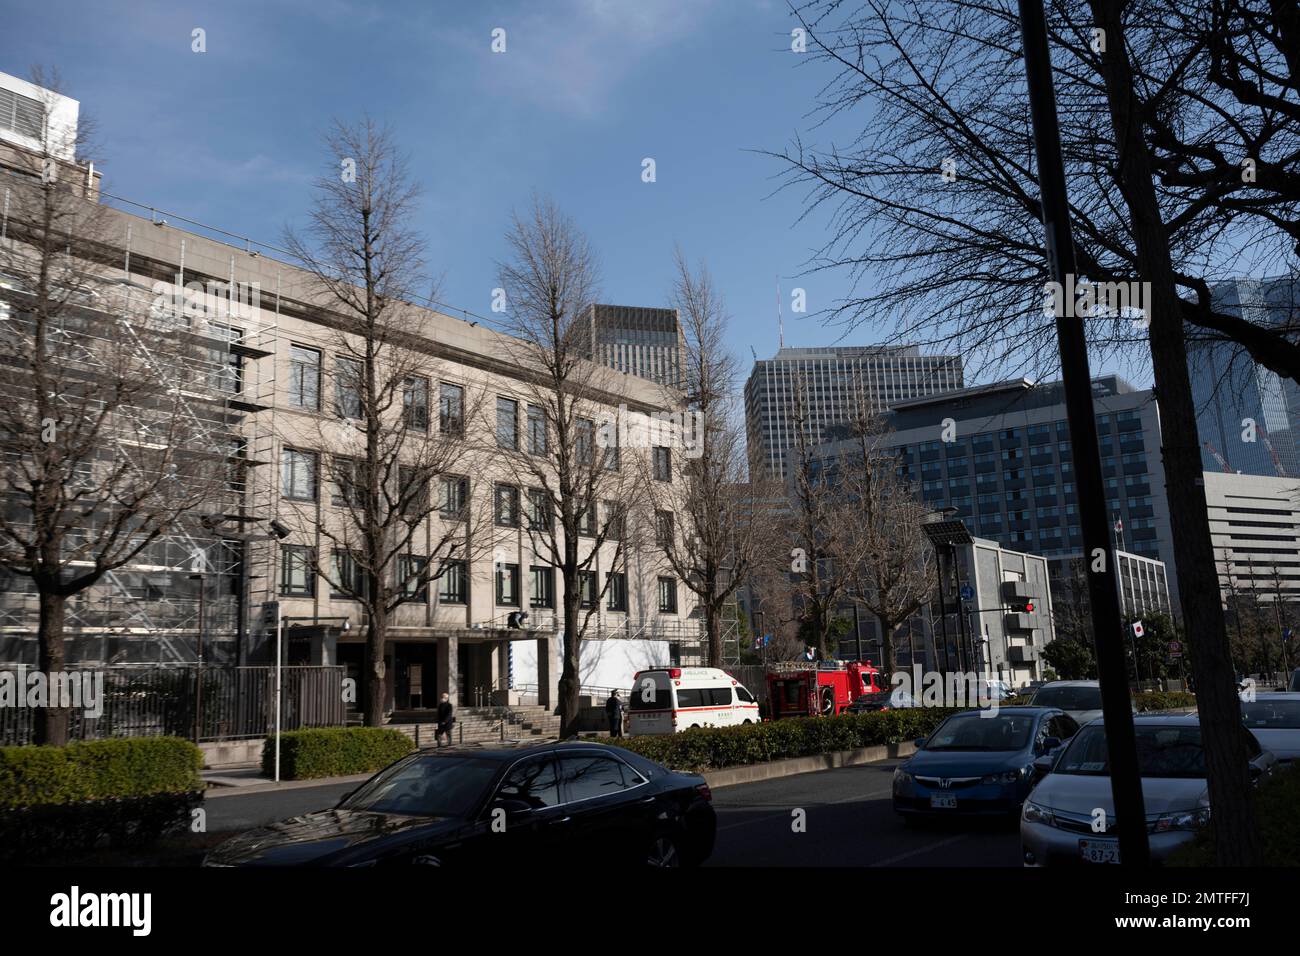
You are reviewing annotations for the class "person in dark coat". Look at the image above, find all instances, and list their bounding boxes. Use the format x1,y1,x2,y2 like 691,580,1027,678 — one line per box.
605,689,624,738
435,692,455,747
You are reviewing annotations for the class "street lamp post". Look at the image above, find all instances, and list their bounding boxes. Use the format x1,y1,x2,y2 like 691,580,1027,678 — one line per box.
188,572,206,745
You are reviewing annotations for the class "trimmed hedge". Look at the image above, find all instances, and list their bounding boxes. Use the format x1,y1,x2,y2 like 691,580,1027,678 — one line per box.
1168,761,1300,867
263,726,414,781
0,737,204,861
1134,691,1197,712
603,708,957,773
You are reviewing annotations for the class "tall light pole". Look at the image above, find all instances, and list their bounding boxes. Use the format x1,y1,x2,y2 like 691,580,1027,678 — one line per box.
1018,0,1150,865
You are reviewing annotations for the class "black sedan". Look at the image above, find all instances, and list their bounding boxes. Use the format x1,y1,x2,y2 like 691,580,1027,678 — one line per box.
203,742,716,868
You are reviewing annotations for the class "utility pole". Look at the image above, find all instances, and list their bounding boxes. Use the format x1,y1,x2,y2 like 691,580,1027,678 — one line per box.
1018,0,1150,865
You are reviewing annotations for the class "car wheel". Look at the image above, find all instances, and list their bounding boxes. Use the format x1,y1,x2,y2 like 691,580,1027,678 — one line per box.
645,834,682,868
742,719,752,724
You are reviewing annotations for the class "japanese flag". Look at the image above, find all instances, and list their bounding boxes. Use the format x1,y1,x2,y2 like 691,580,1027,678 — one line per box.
1132,620,1145,638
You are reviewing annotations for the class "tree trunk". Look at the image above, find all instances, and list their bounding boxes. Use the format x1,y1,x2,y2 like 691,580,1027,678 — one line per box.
706,601,722,667
364,605,387,727
34,586,69,746
559,588,581,738
1092,0,1261,865
881,621,899,680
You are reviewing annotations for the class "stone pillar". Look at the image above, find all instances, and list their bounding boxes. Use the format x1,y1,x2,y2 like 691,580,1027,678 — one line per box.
535,635,559,712
436,634,459,704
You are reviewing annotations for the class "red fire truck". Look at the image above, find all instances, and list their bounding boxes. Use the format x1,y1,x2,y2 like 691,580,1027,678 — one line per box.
765,660,887,718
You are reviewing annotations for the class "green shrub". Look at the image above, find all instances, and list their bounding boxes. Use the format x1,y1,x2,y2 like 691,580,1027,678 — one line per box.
264,726,414,780
0,737,204,861
604,708,956,772
1168,762,1300,867
1134,690,1197,712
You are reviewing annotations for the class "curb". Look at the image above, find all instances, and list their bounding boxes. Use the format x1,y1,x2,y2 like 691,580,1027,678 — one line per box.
204,772,375,798
702,741,918,790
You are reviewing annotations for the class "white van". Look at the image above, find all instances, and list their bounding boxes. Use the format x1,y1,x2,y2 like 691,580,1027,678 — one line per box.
627,666,760,735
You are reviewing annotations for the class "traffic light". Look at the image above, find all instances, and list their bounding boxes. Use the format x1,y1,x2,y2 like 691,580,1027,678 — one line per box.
1008,600,1035,613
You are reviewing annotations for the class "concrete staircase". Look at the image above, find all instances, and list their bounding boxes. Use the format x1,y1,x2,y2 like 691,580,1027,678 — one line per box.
387,704,563,748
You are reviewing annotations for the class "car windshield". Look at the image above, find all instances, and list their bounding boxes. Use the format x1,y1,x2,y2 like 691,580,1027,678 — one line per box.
1055,725,1207,778
1241,699,1300,729
1031,686,1102,710
339,756,500,817
923,713,1035,751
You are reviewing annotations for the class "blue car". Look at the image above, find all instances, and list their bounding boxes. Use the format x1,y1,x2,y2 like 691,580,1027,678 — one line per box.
893,707,1079,821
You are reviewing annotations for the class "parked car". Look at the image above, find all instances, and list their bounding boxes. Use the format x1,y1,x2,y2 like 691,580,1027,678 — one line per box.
203,742,716,868
892,707,1079,820
1028,680,1135,725
1021,714,1277,866
846,687,919,713
1289,668,1300,692
1240,692,1300,766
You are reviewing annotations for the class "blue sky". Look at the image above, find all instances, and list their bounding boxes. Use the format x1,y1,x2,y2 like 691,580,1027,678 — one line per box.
5,0,889,375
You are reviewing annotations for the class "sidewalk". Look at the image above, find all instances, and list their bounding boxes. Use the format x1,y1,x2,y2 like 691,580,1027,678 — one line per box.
203,765,375,798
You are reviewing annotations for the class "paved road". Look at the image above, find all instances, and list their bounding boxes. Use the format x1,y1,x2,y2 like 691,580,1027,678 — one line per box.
204,759,1022,866
707,760,1022,867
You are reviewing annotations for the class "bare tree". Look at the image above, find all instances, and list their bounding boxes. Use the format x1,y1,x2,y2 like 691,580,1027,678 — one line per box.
495,196,633,738
642,250,776,665
773,0,1276,866
831,387,933,676
782,376,852,657
0,70,222,744
283,118,487,726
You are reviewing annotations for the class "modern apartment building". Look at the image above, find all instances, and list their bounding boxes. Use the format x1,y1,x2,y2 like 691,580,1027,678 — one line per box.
585,303,683,387
816,375,1179,609
744,345,963,479
1204,471,1300,603
1190,278,1300,477
0,77,698,717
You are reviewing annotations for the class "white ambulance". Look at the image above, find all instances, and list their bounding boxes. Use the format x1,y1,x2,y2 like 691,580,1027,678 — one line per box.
626,666,761,735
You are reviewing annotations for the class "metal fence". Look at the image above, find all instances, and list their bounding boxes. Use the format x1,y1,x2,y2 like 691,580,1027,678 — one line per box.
0,665,346,745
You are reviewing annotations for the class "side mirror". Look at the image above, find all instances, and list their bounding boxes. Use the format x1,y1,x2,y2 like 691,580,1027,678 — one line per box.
1040,736,1061,754
913,737,927,750
1033,755,1055,776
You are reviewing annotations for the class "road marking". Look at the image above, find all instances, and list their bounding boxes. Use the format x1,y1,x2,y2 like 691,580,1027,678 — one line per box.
870,833,969,867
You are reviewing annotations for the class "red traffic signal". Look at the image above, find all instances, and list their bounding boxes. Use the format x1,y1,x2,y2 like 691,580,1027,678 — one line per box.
1009,601,1035,613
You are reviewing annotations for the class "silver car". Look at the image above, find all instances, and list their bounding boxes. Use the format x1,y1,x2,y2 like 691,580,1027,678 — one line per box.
1027,680,1134,726
1240,693,1300,766
1020,714,1277,866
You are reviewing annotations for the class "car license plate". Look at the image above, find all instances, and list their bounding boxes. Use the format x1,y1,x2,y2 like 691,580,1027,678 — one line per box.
930,794,957,809
1079,839,1120,864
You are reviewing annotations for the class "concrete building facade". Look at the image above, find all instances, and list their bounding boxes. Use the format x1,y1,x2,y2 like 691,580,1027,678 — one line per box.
744,345,963,480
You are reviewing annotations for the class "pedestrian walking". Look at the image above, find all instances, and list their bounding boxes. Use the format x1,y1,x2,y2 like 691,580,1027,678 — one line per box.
436,692,455,747
605,689,624,738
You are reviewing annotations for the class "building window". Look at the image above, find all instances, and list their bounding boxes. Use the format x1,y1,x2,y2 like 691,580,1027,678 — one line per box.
495,484,520,527
289,345,321,409
208,323,244,394
579,570,598,609
440,475,468,519
332,550,369,599
530,566,555,609
335,355,363,420
403,376,429,431
606,572,627,612
603,502,625,541
653,446,672,482
399,466,429,517
575,418,596,467
437,560,468,604
332,457,365,508
496,562,521,606
497,397,519,450
527,404,548,456
440,383,464,436
526,488,552,532
282,448,318,501
577,501,598,536
657,577,678,614
279,545,314,596
655,510,674,547
397,554,428,603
